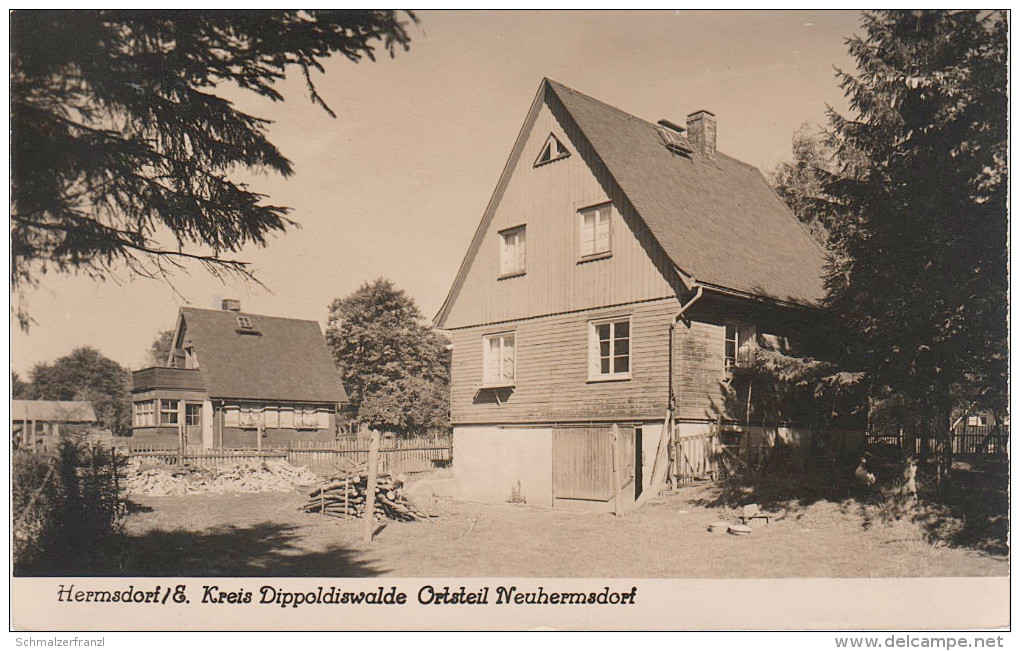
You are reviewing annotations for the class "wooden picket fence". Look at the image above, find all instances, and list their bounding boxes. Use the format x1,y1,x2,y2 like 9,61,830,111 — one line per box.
672,430,721,484
125,443,288,468
867,424,1009,458
287,436,452,476
123,435,452,477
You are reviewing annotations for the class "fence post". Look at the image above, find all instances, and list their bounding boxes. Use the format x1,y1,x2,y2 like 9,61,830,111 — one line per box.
112,447,120,517
611,424,622,516
363,429,381,545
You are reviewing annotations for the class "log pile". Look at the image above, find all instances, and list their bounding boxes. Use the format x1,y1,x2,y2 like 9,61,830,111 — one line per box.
125,458,318,496
300,464,431,522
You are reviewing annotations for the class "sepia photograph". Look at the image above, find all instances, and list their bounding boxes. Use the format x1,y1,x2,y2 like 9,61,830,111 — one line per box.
8,8,1010,633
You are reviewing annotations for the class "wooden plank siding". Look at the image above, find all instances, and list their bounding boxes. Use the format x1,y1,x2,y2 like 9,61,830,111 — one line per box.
450,297,739,425
440,102,679,330
440,96,812,428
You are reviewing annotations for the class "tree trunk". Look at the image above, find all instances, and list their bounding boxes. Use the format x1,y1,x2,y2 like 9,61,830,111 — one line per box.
935,407,952,490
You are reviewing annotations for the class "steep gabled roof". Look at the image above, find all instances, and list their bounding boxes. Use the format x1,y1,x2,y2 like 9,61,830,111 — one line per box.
179,308,348,404
434,79,827,327
12,400,97,423
547,80,828,304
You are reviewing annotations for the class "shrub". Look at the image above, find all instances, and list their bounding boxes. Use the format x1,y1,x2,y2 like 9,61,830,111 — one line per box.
12,437,126,575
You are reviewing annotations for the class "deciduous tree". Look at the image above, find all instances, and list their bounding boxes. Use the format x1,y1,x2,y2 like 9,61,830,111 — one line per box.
326,279,450,436
769,125,841,250
29,347,133,435
145,329,176,367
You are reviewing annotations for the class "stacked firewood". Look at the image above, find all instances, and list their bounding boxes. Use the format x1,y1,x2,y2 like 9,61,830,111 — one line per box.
300,464,431,522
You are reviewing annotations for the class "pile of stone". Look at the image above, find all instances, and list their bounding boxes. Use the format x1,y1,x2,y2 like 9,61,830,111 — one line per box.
125,458,318,496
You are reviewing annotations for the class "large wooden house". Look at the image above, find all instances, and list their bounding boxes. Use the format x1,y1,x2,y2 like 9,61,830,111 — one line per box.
434,79,828,510
131,301,348,448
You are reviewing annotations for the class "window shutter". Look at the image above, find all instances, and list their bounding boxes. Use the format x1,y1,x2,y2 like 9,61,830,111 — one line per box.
502,335,515,382
581,212,595,256
596,208,611,252
485,337,499,384
279,408,294,429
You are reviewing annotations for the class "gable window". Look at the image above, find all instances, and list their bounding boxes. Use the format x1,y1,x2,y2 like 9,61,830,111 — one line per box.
724,324,755,372
133,401,155,427
159,399,179,426
483,332,516,387
184,346,199,369
579,203,612,259
534,133,570,167
589,317,630,380
499,225,526,277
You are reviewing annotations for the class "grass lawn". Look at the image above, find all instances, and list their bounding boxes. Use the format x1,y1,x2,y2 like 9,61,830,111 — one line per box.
116,483,1007,578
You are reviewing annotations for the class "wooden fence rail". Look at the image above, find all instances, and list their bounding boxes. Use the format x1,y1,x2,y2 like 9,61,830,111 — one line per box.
672,432,720,484
122,436,452,477
867,425,1009,457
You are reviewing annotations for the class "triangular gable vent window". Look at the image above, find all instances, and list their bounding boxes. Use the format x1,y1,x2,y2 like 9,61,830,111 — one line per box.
534,133,570,167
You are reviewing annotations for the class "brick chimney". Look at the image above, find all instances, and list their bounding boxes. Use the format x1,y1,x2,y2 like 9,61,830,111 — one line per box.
221,298,241,312
686,110,717,160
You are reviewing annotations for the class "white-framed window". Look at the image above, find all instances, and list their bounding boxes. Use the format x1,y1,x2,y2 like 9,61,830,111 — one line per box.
499,225,526,277
239,403,262,428
534,133,570,167
967,415,988,427
263,406,279,429
579,203,612,259
237,315,254,329
295,407,320,429
589,317,631,380
279,407,295,429
724,324,756,372
483,332,516,387
133,401,155,427
159,399,179,426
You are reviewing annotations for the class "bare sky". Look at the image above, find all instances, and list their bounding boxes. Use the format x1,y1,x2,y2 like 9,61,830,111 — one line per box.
10,9,862,375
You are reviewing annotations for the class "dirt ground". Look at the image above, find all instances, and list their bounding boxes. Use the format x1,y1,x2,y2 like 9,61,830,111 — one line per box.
118,483,1007,578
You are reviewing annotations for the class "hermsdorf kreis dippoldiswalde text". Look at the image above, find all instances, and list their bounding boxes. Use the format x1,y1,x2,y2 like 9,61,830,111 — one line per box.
56,584,638,609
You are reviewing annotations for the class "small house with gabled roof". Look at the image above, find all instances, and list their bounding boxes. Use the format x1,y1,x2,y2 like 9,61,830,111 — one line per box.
131,300,348,448
434,79,829,510
12,400,98,448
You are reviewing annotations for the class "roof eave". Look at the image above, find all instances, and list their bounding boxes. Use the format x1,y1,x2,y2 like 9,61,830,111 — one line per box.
433,80,552,329
697,281,823,310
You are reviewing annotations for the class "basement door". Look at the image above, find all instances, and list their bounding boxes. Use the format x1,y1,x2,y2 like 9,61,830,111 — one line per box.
552,426,635,504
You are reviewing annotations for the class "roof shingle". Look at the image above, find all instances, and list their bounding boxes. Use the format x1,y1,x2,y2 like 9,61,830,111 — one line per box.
180,308,348,404
547,79,827,305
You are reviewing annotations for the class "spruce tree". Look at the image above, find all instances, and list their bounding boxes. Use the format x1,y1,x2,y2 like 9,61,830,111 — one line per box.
824,10,1007,478
11,10,416,324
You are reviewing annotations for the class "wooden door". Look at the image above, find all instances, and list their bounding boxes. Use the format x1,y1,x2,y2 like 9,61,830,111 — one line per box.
552,426,635,502
184,403,202,447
